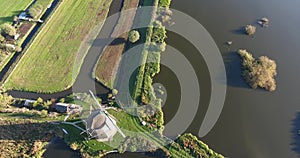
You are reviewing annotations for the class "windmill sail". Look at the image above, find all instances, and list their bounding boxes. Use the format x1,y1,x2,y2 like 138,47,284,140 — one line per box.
89,90,126,138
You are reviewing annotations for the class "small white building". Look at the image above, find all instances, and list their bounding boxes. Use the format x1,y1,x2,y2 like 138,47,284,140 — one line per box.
55,103,82,114
18,12,29,21
141,121,146,126
24,99,35,107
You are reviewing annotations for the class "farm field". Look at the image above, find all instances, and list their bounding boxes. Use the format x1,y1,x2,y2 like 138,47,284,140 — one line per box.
94,0,140,89
5,0,113,93
0,0,33,24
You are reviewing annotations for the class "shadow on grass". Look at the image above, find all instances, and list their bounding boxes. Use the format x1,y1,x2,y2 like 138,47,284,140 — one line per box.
0,10,24,24
291,112,300,156
223,51,249,89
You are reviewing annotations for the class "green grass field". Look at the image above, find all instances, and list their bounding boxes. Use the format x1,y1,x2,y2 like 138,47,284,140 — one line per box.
0,0,33,24
5,0,113,93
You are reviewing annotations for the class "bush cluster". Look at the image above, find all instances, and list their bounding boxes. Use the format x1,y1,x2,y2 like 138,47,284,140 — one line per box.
128,30,140,43
28,0,53,19
132,0,172,131
238,49,277,91
29,4,44,19
168,133,224,158
118,136,157,153
151,21,167,43
0,23,17,37
245,24,256,35
159,0,171,7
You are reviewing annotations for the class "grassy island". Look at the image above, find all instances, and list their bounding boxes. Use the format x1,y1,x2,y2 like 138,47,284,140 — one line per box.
238,49,277,91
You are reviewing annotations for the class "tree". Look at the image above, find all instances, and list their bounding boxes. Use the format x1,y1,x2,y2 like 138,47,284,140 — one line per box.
0,92,13,108
0,34,5,43
151,22,167,43
13,16,18,22
15,46,22,52
0,23,17,37
41,110,48,117
107,93,113,99
112,89,118,95
37,97,43,103
128,30,140,43
59,98,65,103
159,0,171,7
43,100,52,110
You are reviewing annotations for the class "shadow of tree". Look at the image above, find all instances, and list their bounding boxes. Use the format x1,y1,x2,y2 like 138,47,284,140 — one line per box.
0,10,24,24
291,112,300,156
223,51,249,88
90,37,126,47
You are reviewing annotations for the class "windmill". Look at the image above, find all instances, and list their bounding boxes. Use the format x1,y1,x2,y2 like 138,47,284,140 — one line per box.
61,91,126,142
88,90,126,138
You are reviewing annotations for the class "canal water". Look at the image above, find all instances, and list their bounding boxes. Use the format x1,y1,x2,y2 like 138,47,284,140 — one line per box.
43,137,81,158
156,0,300,157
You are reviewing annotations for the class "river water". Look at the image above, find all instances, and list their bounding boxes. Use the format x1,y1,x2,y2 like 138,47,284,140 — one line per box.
156,0,300,157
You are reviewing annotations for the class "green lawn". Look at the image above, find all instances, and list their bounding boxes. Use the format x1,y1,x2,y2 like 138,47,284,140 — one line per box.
60,108,151,156
0,0,33,24
5,0,113,93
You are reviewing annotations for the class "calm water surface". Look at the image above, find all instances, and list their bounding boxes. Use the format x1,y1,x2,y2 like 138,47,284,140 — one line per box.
158,0,300,157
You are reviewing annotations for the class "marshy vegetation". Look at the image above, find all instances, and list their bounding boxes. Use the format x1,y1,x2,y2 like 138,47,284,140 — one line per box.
131,0,171,134
238,49,277,91
167,133,224,158
0,118,59,158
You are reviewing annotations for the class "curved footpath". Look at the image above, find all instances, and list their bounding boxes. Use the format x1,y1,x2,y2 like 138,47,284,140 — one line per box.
4,0,125,100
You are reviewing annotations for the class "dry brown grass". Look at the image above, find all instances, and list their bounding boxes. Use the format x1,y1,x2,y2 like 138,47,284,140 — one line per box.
0,117,59,157
95,0,140,88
